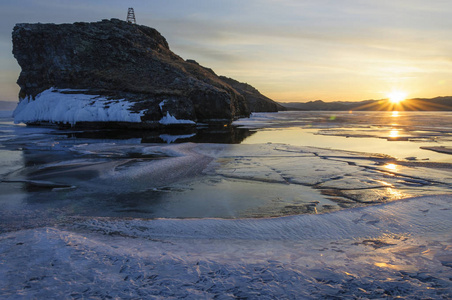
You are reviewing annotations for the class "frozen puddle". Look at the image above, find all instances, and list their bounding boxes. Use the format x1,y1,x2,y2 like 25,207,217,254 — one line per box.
1,195,451,298
103,177,330,218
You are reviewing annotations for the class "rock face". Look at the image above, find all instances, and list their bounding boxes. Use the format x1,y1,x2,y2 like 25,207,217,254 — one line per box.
12,19,253,127
219,76,285,112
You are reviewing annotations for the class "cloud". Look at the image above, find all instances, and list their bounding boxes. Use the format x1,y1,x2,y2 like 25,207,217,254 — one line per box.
1,0,451,101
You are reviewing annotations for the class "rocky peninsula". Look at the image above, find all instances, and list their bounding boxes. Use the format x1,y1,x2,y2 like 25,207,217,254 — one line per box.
12,19,281,128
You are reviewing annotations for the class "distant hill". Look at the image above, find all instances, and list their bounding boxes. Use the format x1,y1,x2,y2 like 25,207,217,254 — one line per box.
0,101,17,110
281,96,452,111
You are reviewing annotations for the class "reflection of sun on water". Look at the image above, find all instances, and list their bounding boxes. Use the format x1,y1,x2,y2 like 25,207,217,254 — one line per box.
391,111,399,117
386,187,404,199
389,129,399,138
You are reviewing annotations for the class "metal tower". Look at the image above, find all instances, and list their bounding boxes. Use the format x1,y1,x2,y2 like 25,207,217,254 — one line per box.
127,8,136,24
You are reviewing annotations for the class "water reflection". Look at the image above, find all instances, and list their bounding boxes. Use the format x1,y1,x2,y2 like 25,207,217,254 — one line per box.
238,111,452,162
389,129,399,138
60,126,255,144
385,187,404,200
1,111,452,225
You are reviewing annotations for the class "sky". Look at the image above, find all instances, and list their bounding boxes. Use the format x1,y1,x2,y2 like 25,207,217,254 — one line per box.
1,0,451,103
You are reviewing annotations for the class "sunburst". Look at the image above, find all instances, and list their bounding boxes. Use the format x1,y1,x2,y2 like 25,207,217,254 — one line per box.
387,91,407,104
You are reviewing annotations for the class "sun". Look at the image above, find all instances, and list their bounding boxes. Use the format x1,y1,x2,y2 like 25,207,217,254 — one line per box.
387,91,407,104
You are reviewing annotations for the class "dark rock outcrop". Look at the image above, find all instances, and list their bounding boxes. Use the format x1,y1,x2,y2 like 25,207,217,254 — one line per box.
219,76,285,112
12,19,253,127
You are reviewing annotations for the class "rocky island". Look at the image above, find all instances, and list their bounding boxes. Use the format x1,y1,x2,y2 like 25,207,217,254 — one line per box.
12,19,281,128
219,76,286,112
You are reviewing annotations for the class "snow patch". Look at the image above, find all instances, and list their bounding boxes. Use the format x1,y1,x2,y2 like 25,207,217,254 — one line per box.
158,100,167,110
159,111,195,125
13,88,145,126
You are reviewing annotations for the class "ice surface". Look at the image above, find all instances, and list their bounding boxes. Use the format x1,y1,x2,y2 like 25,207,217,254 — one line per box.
421,146,452,155
0,195,451,298
0,110,13,118
235,111,452,162
1,111,452,298
1,137,451,222
13,88,145,125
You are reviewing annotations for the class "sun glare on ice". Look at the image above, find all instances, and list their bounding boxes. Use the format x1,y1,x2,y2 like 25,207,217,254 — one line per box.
384,163,398,171
387,91,407,104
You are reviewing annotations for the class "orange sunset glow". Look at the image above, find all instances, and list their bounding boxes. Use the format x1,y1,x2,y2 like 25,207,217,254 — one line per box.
387,91,408,104
1,1,452,103
1,2,452,299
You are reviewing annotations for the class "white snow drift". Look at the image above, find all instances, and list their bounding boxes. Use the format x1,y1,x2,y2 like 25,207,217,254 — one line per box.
13,88,197,126
13,88,145,125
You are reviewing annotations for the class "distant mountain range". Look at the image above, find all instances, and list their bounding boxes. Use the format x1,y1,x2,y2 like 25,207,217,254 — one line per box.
280,96,452,111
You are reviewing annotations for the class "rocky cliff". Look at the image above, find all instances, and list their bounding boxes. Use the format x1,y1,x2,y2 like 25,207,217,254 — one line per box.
12,19,254,127
219,76,285,112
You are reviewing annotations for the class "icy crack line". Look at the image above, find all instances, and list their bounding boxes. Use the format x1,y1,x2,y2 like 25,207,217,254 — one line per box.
316,155,451,187
365,166,451,186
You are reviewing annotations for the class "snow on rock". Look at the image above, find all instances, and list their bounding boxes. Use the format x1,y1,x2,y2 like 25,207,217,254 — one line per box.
158,99,167,110
159,111,195,125
13,88,145,126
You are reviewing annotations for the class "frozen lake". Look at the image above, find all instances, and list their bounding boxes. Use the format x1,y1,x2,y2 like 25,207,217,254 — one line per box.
237,111,452,162
1,110,451,298
1,110,451,222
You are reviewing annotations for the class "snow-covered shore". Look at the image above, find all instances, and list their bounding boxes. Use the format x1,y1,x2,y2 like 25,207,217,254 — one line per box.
1,195,451,299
